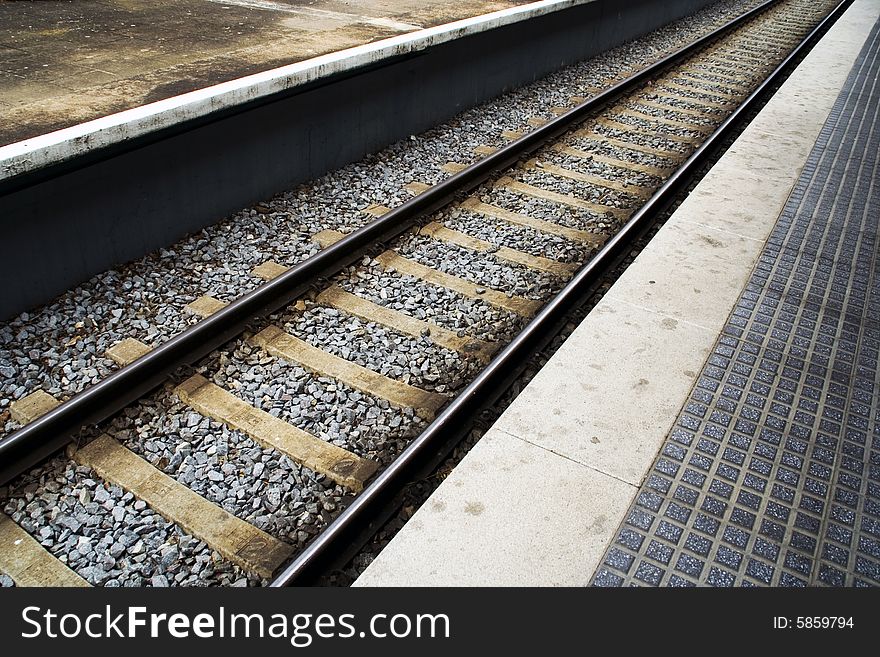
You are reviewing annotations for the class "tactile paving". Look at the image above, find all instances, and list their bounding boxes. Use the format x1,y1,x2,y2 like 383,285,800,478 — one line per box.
592,18,880,587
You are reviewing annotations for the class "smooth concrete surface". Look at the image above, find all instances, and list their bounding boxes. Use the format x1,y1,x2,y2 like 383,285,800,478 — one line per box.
355,429,635,586
603,220,764,331
355,0,880,586
490,297,717,486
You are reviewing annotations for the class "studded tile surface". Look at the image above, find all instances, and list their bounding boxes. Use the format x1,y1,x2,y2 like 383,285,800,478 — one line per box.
592,19,880,587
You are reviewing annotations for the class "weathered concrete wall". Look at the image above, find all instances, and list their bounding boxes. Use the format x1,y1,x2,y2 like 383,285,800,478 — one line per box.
0,0,717,319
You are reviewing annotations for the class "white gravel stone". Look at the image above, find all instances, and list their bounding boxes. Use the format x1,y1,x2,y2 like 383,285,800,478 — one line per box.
437,207,590,262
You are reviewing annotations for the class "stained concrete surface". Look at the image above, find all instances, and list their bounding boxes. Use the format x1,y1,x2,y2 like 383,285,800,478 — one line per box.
0,0,532,145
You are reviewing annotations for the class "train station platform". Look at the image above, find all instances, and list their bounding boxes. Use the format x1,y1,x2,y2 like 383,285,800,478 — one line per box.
0,0,534,147
355,0,880,586
0,0,719,321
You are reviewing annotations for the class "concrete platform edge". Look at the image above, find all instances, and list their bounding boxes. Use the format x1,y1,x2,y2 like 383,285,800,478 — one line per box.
0,0,588,178
354,0,880,586
0,0,715,320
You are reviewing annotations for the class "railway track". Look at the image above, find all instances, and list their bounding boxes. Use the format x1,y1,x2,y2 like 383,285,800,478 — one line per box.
0,0,847,587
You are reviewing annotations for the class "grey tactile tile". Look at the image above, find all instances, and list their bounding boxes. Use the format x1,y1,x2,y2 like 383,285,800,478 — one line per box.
592,17,880,587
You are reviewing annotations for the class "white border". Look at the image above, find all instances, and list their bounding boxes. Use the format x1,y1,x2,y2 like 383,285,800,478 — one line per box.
0,0,588,180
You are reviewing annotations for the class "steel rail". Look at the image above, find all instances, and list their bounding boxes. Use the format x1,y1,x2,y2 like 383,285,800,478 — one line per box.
269,0,853,585
0,0,786,486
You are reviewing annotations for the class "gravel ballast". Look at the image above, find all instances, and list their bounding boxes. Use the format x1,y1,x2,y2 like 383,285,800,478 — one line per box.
0,0,780,587
210,339,427,460
566,136,682,170
480,186,619,233
280,304,478,394
105,384,353,553
395,235,564,301
1,0,766,428
1,456,257,587
536,150,664,188
438,207,591,263
336,262,524,344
